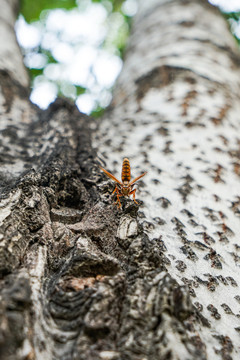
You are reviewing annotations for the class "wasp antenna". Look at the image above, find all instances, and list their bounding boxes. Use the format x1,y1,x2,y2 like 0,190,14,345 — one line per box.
129,172,147,186
100,166,122,185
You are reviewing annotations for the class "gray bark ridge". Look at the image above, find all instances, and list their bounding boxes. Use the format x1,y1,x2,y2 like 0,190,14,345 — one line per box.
0,94,100,359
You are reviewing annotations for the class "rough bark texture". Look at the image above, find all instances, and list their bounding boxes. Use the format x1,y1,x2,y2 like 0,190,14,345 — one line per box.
1,0,240,360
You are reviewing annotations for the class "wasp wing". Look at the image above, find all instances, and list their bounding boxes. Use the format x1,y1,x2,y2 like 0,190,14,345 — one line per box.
129,172,147,186
100,166,122,185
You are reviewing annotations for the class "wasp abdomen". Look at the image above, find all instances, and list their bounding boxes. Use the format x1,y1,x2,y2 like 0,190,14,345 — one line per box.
121,158,131,183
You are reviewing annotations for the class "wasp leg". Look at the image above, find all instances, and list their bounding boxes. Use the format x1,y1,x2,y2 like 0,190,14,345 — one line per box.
115,194,123,208
112,186,123,208
129,188,139,205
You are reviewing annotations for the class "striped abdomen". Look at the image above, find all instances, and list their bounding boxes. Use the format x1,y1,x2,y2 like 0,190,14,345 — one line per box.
121,158,131,183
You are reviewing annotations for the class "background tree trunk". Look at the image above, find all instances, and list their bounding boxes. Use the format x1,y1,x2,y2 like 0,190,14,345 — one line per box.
1,0,240,359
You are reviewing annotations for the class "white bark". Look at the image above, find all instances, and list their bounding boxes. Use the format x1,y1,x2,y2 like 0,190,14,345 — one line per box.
0,0,31,181
95,0,240,358
0,0,29,87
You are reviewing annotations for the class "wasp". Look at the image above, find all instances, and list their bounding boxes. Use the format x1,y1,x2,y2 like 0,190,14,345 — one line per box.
100,158,147,208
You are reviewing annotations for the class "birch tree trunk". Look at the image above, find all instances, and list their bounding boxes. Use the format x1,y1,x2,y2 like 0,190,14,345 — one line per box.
1,0,240,359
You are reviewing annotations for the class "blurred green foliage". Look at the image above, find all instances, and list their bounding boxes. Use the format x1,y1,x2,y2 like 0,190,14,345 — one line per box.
21,0,77,23
224,11,240,22
92,0,125,12
19,0,131,114
223,11,240,45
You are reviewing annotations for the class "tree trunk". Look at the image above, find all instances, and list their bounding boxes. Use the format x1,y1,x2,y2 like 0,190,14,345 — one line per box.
1,0,240,359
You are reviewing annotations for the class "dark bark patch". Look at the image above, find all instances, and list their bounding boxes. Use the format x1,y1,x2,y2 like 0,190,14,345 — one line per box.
226,277,238,287
203,249,222,269
2,272,32,310
210,104,231,126
176,174,194,203
0,70,29,113
153,216,166,225
181,208,194,217
193,241,209,251
162,140,173,154
175,260,187,273
0,272,32,359
51,207,83,224
157,126,169,137
195,232,215,245
181,90,198,117
135,66,199,102
182,277,198,297
221,303,234,315
156,197,171,208
65,248,120,278
178,20,194,27
207,304,221,320
213,335,234,360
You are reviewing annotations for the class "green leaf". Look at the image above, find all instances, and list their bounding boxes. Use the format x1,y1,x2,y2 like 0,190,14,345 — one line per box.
29,68,44,78
223,11,240,20
75,85,87,96
41,49,58,64
21,0,77,23
90,106,105,117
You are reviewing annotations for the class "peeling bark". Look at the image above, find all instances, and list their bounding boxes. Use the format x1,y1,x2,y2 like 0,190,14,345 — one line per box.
1,0,240,360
